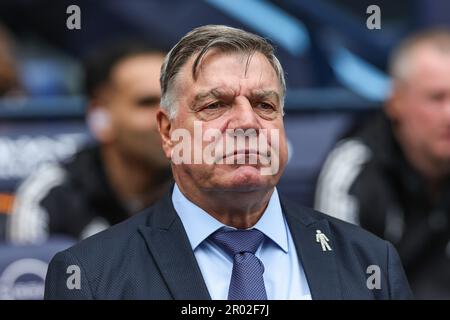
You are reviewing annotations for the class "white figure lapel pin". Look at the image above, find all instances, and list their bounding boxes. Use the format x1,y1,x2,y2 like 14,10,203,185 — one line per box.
316,229,332,251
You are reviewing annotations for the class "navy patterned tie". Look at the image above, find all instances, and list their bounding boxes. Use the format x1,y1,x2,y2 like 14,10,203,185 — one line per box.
209,228,267,300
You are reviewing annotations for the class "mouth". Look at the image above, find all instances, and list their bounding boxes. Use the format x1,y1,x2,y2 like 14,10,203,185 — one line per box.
216,149,272,167
222,149,269,159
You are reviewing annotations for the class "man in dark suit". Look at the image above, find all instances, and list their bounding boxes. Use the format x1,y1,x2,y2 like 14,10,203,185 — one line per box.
45,25,412,300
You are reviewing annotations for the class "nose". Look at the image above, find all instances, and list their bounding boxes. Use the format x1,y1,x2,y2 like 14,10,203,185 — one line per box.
227,96,260,131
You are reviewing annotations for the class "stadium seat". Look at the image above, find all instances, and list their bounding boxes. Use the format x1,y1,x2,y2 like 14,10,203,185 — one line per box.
0,97,89,241
0,237,76,300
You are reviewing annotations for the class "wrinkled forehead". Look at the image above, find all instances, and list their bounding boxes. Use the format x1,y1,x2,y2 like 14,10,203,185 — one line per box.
193,49,272,79
177,50,281,96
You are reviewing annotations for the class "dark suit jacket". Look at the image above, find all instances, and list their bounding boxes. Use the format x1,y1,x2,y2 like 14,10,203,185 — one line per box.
44,190,413,299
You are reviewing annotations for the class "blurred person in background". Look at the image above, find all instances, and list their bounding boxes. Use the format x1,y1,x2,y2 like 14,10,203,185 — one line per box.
0,23,22,242
315,29,450,299
7,41,172,243
0,23,22,96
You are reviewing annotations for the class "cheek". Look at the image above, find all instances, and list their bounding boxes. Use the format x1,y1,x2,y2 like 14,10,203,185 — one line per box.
266,122,287,149
272,134,288,176
407,107,440,133
278,137,288,163
403,94,440,125
129,109,160,132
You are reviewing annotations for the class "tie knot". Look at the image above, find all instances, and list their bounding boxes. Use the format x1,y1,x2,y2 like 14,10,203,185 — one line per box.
209,228,265,257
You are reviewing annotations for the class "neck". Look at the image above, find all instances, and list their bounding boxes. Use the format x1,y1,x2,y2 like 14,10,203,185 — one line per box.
177,182,274,229
101,146,169,213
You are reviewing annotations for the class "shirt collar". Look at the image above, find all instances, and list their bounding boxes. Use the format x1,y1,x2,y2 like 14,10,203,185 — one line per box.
253,187,289,253
172,184,289,253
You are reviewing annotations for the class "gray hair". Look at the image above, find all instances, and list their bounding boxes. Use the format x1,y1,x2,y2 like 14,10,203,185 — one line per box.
160,25,286,119
389,28,450,82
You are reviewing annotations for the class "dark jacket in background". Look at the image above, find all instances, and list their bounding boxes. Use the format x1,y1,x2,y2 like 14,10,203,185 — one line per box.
7,144,171,243
315,112,450,299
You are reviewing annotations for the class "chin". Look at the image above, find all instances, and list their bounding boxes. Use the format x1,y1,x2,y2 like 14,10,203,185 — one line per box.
222,166,270,191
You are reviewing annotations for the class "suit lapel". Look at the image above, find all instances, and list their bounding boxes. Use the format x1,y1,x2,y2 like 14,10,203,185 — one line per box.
138,193,211,300
282,198,343,300
138,190,342,300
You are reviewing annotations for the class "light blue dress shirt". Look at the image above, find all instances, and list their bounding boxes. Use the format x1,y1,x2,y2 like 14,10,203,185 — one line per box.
172,184,312,300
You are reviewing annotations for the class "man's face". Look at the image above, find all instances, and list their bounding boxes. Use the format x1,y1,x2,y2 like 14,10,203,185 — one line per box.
106,54,168,167
388,46,450,164
163,50,288,193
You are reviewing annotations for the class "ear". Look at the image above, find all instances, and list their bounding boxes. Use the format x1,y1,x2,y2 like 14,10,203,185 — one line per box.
87,105,114,143
156,108,173,160
384,85,403,122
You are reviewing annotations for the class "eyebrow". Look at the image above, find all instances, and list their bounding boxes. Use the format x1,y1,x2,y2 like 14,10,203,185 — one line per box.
249,90,281,103
193,88,234,105
193,88,281,105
